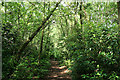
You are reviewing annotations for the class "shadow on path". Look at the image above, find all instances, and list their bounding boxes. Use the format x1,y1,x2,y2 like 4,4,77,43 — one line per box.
46,60,72,80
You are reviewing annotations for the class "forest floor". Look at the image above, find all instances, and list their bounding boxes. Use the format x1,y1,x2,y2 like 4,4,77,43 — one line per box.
46,60,72,80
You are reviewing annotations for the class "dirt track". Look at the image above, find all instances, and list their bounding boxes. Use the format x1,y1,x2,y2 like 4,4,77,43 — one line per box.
46,60,72,80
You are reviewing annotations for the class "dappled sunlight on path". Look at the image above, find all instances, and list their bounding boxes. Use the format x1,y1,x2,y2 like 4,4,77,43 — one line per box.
46,60,72,80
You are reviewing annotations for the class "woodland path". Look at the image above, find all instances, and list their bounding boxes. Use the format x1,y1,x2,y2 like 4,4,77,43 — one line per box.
46,60,72,80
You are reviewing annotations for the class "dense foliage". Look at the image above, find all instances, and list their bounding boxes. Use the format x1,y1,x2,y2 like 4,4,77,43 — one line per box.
1,1,120,80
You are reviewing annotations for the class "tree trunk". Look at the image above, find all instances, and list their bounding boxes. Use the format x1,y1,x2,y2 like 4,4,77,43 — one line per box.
80,2,83,31
74,1,78,28
117,1,120,65
39,2,46,62
65,16,68,36
47,2,51,56
118,1,120,36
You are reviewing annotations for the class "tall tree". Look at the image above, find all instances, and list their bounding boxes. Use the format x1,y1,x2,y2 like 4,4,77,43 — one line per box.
117,1,120,65
80,2,83,31
74,1,79,28
39,2,46,62
118,1,120,37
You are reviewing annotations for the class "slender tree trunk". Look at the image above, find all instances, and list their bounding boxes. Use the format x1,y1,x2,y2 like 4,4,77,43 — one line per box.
39,28,44,61
65,16,68,36
60,6,65,36
117,1,120,65
39,2,45,62
47,2,51,56
80,2,82,34
5,2,6,23
118,1,120,36
16,3,20,42
18,4,20,28
60,16,65,36
71,11,73,34
74,1,78,28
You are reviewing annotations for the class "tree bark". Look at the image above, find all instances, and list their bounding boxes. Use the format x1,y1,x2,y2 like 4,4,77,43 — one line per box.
39,2,46,61
45,2,51,57
65,16,68,36
117,1,120,64
118,1,120,36
74,1,79,28
80,2,83,31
